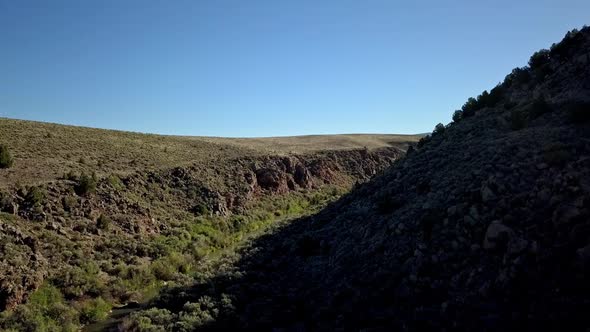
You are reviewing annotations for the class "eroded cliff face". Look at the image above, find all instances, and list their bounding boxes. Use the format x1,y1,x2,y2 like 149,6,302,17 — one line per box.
0,147,402,311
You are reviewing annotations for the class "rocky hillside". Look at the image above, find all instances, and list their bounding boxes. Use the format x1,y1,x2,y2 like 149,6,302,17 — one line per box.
120,27,590,331
0,121,413,330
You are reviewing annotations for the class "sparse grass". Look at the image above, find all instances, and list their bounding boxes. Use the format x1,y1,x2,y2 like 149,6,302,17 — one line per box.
107,174,125,190
0,118,418,189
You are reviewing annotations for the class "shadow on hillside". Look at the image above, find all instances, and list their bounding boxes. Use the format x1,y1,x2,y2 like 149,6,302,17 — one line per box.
139,187,432,331
147,193,390,330
130,175,590,332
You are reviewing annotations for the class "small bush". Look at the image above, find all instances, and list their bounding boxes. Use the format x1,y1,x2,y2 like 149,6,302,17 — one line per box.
62,196,78,212
151,253,190,281
416,135,431,149
503,67,531,88
191,203,209,216
122,308,174,331
550,28,584,61
487,84,505,107
53,263,104,299
76,173,97,196
1,284,79,332
77,297,111,324
528,49,551,70
0,191,15,213
0,144,14,169
97,214,112,230
107,174,124,190
461,97,479,117
25,187,46,207
452,110,463,122
433,123,446,135
63,171,78,181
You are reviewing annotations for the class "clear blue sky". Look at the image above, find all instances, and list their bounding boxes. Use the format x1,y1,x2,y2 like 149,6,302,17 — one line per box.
1,0,588,137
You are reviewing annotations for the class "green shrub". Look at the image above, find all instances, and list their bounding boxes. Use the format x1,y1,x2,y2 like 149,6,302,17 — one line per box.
122,308,173,331
176,297,218,328
550,28,584,60
477,90,490,106
0,284,79,332
53,263,104,299
0,191,14,213
503,67,531,88
97,214,112,230
191,203,209,216
63,171,78,181
528,49,553,82
107,174,125,190
452,110,463,122
62,196,78,212
461,97,479,117
529,49,551,70
76,173,97,196
487,84,505,107
25,187,46,207
150,253,191,281
28,283,64,308
77,297,111,324
416,135,431,149
433,123,446,135
0,144,14,169
461,85,506,118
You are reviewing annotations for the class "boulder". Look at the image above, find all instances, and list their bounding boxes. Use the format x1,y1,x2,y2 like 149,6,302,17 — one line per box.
483,221,514,250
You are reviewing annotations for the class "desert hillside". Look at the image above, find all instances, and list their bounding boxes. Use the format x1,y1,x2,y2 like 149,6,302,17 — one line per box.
0,117,416,331
117,27,590,331
0,117,417,188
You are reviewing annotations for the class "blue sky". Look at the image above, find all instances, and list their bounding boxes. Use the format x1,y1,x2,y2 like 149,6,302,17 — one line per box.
1,0,588,137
